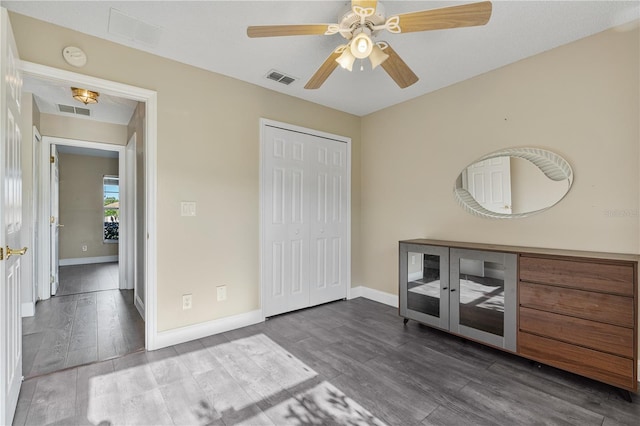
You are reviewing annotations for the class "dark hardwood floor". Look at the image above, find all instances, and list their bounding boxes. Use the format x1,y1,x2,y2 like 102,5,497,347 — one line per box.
57,262,119,295
13,298,640,425
21,263,144,378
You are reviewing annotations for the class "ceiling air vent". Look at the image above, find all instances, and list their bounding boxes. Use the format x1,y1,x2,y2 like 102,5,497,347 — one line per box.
266,70,297,85
58,104,91,117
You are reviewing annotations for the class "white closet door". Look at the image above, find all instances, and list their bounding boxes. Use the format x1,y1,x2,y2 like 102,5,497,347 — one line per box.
262,123,349,317
309,138,348,306
263,126,311,317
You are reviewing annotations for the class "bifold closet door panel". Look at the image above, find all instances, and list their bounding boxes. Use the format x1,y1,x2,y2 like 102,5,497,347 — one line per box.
263,125,349,316
262,126,313,317
309,138,348,306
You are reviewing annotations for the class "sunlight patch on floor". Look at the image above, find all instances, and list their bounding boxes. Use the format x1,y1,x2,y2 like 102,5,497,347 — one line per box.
87,333,387,425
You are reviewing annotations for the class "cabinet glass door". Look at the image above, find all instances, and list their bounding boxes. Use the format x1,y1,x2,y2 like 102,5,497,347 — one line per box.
450,248,517,351
399,243,449,329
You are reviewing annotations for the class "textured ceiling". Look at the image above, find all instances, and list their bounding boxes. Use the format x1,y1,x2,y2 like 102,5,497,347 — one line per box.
6,1,640,119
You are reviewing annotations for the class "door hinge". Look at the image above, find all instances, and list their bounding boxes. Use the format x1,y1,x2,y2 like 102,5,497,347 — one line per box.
50,155,55,163
0,246,3,261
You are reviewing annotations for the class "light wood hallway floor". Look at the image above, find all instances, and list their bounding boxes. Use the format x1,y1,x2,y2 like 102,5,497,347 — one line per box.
21,263,145,378
13,298,640,426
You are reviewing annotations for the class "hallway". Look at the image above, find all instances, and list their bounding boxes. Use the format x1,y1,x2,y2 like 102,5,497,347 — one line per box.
21,263,144,378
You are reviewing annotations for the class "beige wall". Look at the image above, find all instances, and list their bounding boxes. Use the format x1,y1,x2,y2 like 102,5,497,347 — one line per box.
40,113,127,145
58,153,119,260
360,26,639,296
10,12,362,332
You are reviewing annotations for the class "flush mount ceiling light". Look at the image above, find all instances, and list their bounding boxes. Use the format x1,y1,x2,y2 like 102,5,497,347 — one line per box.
71,87,99,105
247,0,492,89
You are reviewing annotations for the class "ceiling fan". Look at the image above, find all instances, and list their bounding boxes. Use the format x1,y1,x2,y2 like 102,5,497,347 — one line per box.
247,1,492,90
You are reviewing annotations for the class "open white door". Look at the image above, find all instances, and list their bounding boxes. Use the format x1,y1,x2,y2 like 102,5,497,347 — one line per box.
50,144,60,295
0,7,24,425
464,156,512,214
125,133,137,292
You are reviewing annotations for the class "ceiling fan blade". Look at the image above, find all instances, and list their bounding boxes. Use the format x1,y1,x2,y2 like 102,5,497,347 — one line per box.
395,1,492,33
379,43,419,89
351,0,378,12
304,49,343,90
247,24,331,38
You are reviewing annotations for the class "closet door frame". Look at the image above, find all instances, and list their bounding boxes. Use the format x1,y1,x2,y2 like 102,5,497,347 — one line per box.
259,118,351,320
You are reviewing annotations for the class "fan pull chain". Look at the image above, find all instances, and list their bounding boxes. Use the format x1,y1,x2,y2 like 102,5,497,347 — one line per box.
360,59,364,71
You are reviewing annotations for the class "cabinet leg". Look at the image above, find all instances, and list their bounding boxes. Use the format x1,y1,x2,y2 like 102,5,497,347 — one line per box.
615,388,633,403
403,318,409,325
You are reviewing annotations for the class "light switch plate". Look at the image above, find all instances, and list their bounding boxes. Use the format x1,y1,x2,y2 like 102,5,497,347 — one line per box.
182,294,192,310
181,201,196,217
217,285,227,302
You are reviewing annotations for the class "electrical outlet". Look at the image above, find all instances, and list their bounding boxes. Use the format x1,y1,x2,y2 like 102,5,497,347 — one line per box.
82,245,88,252
182,294,192,310
217,285,227,302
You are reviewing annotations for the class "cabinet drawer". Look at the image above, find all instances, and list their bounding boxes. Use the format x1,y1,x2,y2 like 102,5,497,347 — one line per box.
518,332,636,391
520,282,634,327
519,256,634,296
519,307,634,358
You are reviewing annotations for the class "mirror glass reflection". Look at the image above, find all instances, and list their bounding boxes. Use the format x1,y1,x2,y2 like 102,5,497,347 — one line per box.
407,252,441,318
458,258,505,337
454,148,573,219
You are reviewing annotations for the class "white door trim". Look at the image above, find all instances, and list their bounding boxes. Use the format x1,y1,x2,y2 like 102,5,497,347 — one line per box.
259,118,351,320
41,136,126,293
19,60,159,350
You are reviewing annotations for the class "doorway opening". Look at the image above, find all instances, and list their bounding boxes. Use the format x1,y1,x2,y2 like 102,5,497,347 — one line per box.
19,60,159,379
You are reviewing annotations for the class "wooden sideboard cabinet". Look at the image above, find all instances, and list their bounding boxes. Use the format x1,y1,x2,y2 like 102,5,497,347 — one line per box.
518,254,637,391
399,239,638,394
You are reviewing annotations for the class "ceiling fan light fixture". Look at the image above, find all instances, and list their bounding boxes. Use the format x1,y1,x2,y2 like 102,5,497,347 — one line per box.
350,32,373,59
336,48,356,71
369,44,389,69
71,87,99,105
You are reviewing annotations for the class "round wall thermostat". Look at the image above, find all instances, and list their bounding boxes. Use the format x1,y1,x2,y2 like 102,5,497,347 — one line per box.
62,46,87,67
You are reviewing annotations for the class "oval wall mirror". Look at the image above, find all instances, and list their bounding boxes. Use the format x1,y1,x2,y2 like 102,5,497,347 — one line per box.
454,147,573,219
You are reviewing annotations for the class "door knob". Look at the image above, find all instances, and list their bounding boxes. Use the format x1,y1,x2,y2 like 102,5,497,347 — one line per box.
5,246,27,259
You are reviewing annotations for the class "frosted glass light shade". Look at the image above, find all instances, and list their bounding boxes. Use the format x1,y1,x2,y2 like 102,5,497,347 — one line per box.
336,48,356,71
369,44,389,69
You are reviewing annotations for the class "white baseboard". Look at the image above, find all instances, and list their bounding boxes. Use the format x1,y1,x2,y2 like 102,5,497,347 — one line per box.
349,285,398,308
348,286,362,299
153,309,263,350
134,294,145,319
408,271,423,282
59,255,118,266
21,302,35,318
